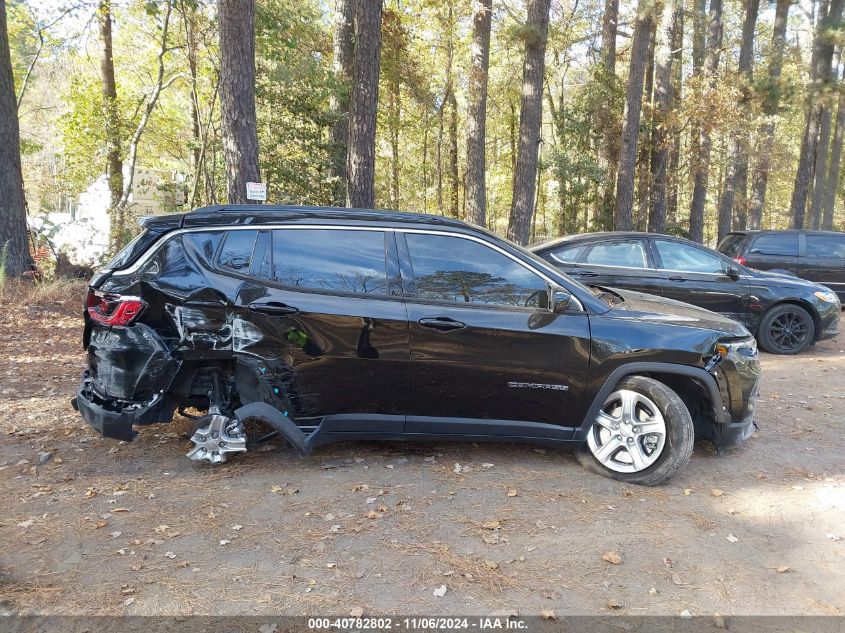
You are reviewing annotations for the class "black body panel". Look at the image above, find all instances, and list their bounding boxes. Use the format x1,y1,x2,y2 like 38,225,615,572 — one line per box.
719,230,845,302
75,206,763,457
533,232,840,345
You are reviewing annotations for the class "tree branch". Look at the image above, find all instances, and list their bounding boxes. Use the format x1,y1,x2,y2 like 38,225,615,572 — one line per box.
118,0,176,210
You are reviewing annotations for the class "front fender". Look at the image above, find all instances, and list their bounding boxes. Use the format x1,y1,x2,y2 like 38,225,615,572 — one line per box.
575,362,727,442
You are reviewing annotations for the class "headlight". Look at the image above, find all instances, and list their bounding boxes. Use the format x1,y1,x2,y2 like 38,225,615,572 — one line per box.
715,338,758,359
707,338,757,371
814,290,839,304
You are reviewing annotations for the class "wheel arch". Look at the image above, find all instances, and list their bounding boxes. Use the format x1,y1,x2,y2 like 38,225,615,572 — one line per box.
576,362,727,443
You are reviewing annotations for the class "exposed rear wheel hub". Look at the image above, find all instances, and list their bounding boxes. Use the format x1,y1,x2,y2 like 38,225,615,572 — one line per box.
186,412,247,464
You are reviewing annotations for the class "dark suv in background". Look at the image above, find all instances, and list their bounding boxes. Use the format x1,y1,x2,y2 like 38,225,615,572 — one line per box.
718,230,845,302
73,205,761,486
532,233,840,355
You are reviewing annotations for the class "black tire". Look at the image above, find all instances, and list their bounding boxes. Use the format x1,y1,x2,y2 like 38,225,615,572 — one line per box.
576,376,694,486
757,303,814,355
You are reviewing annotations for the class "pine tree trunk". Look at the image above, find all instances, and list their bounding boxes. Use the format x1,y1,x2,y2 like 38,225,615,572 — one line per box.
0,0,32,276
716,0,759,240
435,1,454,215
507,0,552,245
614,0,659,231
790,0,845,228
330,0,356,206
809,54,840,228
388,72,400,208
810,104,834,228
635,34,655,232
98,0,124,247
465,0,492,227
748,0,790,229
667,1,683,225
596,0,620,229
649,0,679,234
219,0,261,204
181,2,202,202
822,73,845,229
688,0,723,243
346,0,383,208
447,91,459,217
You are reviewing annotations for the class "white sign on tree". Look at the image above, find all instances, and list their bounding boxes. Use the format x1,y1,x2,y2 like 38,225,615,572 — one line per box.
246,182,267,202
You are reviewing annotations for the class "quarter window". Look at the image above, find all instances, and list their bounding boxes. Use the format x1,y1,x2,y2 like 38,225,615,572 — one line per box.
218,230,258,273
405,234,547,307
805,234,845,258
583,240,648,268
271,229,388,295
750,233,799,257
655,240,726,274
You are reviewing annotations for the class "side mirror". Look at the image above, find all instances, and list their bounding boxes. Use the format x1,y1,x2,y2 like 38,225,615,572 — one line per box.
726,265,740,281
551,286,572,313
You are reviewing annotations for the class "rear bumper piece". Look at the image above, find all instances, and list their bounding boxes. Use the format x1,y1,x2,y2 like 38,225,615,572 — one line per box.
73,373,175,441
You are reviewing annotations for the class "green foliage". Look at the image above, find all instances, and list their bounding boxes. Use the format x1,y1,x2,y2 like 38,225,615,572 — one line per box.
255,0,337,205
8,0,845,251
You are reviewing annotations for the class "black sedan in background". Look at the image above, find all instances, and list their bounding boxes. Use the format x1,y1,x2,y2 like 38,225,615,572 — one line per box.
531,232,841,354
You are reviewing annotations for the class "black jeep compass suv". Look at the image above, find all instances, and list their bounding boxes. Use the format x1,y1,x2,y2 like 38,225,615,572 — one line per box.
73,206,761,486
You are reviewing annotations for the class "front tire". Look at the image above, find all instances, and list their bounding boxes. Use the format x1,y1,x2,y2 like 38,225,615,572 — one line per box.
757,304,814,355
576,376,694,486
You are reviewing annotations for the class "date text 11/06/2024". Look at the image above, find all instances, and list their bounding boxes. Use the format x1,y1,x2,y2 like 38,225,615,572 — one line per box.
307,617,528,630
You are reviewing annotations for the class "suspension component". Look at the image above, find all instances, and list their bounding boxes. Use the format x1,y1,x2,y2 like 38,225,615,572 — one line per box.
186,408,247,464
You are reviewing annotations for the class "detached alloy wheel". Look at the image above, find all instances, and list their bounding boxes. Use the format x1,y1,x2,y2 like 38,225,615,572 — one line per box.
758,304,814,355
577,376,694,486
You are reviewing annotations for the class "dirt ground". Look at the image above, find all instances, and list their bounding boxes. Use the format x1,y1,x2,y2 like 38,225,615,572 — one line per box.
0,282,843,617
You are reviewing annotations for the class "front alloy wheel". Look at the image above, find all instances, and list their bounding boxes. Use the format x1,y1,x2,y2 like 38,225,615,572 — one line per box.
587,389,667,473
577,376,694,486
758,304,814,355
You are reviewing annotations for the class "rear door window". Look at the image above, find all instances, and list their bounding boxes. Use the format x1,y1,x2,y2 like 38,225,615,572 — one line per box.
749,233,799,257
217,230,258,273
583,240,649,268
805,233,845,258
717,233,746,258
654,240,726,273
270,229,389,295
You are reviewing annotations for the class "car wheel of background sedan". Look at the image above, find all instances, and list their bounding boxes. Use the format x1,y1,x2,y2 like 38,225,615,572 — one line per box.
757,304,814,355
576,376,694,486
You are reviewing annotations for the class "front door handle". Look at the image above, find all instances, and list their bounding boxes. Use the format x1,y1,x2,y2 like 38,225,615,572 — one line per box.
247,301,299,315
418,317,466,331
573,271,599,277
668,276,687,282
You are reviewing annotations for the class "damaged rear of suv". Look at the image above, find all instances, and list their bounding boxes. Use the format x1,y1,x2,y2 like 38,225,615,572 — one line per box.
74,205,761,485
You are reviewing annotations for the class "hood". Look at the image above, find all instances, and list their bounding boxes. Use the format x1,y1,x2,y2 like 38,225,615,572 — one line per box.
600,287,752,338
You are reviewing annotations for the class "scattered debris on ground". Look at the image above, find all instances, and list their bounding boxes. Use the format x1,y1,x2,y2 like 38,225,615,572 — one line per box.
0,282,843,616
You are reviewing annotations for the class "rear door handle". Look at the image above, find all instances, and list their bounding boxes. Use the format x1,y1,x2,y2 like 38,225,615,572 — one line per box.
573,271,599,277
247,301,299,315
668,276,687,282
418,317,466,331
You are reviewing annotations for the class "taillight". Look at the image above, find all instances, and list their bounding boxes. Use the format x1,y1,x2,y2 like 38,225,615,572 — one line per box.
86,290,146,326
734,256,747,266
